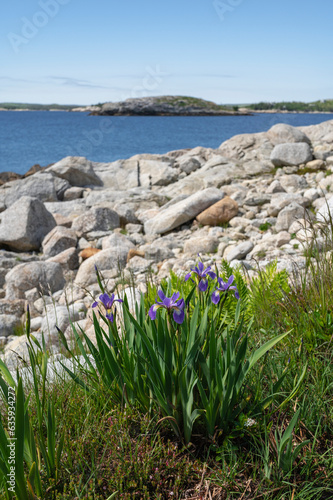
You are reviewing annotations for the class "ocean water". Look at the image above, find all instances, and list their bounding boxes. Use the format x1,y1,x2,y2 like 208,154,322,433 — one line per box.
0,111,333,175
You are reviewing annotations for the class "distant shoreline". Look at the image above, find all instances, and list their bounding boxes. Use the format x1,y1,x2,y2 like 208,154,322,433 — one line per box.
1,108,333,115
1,95,333,115
1,95,333,114
248,109,333,115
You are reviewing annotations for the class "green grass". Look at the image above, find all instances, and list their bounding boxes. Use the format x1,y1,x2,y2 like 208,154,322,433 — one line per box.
259,222,272,232
1,227,333,498
1,343,332,499
154,96,234,112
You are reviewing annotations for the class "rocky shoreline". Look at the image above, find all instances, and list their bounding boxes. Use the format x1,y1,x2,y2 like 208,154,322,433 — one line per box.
1,119,333,373
90,96,251,116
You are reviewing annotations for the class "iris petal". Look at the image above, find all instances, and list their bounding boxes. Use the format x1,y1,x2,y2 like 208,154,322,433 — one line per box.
157,289,166,301
148,305,158,320
211,291,221,304
198,279,208,292
198,261,204,274
227,275,234,286
175,298,185,309
207,271,217,280
100,293,113,309
173,308,185,324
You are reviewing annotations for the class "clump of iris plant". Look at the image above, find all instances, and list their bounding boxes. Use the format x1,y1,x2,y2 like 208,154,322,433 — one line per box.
92,292,123,322
211,275,240,304
149,290,185,324
185,260,216,292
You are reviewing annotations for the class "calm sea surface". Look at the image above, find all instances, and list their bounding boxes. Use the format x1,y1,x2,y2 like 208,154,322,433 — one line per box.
1,111,333,175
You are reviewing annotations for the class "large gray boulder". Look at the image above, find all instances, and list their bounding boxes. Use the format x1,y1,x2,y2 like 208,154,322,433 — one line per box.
299,119,333,143
0,173,59,208
42,226,77,257
72,207,120,237
218,132,273,163
144,188,223,235
130,159,178,187
270,143,313,166
5,261,65,299
267,123,311,145
46,157,103,187
0,196,56,251
219,132,265,160
92,156,177,190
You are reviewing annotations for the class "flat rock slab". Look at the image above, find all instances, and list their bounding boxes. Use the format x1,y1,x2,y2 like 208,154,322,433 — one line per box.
144,188,223,235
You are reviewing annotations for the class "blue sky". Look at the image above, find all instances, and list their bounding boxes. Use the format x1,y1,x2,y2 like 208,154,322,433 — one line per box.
1,0,333,105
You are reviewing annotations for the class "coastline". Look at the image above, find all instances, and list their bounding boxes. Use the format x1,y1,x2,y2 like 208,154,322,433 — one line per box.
248,109,333,114
1,107,333,115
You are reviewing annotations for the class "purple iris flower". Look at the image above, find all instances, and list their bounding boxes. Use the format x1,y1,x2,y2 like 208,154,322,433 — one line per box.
185,261,217,292
148,290,185,324
211,275,240,304
92,292,123,322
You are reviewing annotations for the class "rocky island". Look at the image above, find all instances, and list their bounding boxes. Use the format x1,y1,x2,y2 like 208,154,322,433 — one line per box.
1,118,333,375
90,95,251,116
